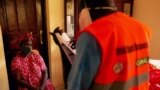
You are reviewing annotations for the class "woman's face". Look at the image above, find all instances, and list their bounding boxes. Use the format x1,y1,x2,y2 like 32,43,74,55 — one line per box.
20,40,32,55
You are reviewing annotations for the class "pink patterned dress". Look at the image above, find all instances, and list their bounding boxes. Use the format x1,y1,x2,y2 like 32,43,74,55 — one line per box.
11,51,54,90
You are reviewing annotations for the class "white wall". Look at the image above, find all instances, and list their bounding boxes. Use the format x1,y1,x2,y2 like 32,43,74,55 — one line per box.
133,0,160,59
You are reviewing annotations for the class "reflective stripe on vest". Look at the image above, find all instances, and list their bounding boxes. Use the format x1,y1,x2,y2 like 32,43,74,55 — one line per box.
90,72,148,90
116,43,148,55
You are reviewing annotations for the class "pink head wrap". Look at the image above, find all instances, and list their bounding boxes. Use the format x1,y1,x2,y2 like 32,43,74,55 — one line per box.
18,32,33,45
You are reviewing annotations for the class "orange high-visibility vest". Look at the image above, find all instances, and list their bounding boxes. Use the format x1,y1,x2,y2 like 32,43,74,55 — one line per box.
81,12,151,90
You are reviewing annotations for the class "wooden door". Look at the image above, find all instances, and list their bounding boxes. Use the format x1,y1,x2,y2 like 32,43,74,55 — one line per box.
0,0,48,89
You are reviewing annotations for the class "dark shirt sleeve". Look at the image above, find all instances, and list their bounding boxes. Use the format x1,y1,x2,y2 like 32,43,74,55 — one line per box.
67,32,101,90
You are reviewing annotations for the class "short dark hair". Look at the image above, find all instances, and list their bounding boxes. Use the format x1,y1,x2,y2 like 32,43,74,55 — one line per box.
85,0,108,8
78,0,112,13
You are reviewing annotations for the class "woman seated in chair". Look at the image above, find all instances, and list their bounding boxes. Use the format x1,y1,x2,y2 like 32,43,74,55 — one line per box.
11,32,54,90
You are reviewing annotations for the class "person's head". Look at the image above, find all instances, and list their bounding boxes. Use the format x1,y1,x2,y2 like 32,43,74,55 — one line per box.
85,0,115,8
18,32,33,55
78,0,116,30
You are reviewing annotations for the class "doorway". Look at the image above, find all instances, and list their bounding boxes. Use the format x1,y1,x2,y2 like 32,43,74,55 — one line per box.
0,0,49,89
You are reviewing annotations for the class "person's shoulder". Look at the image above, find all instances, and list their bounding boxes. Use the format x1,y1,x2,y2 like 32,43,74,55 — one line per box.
11,52,21,63
31,49,40,55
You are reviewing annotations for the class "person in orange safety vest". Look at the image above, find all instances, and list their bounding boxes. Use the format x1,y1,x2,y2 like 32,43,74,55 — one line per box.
67,0,151,90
